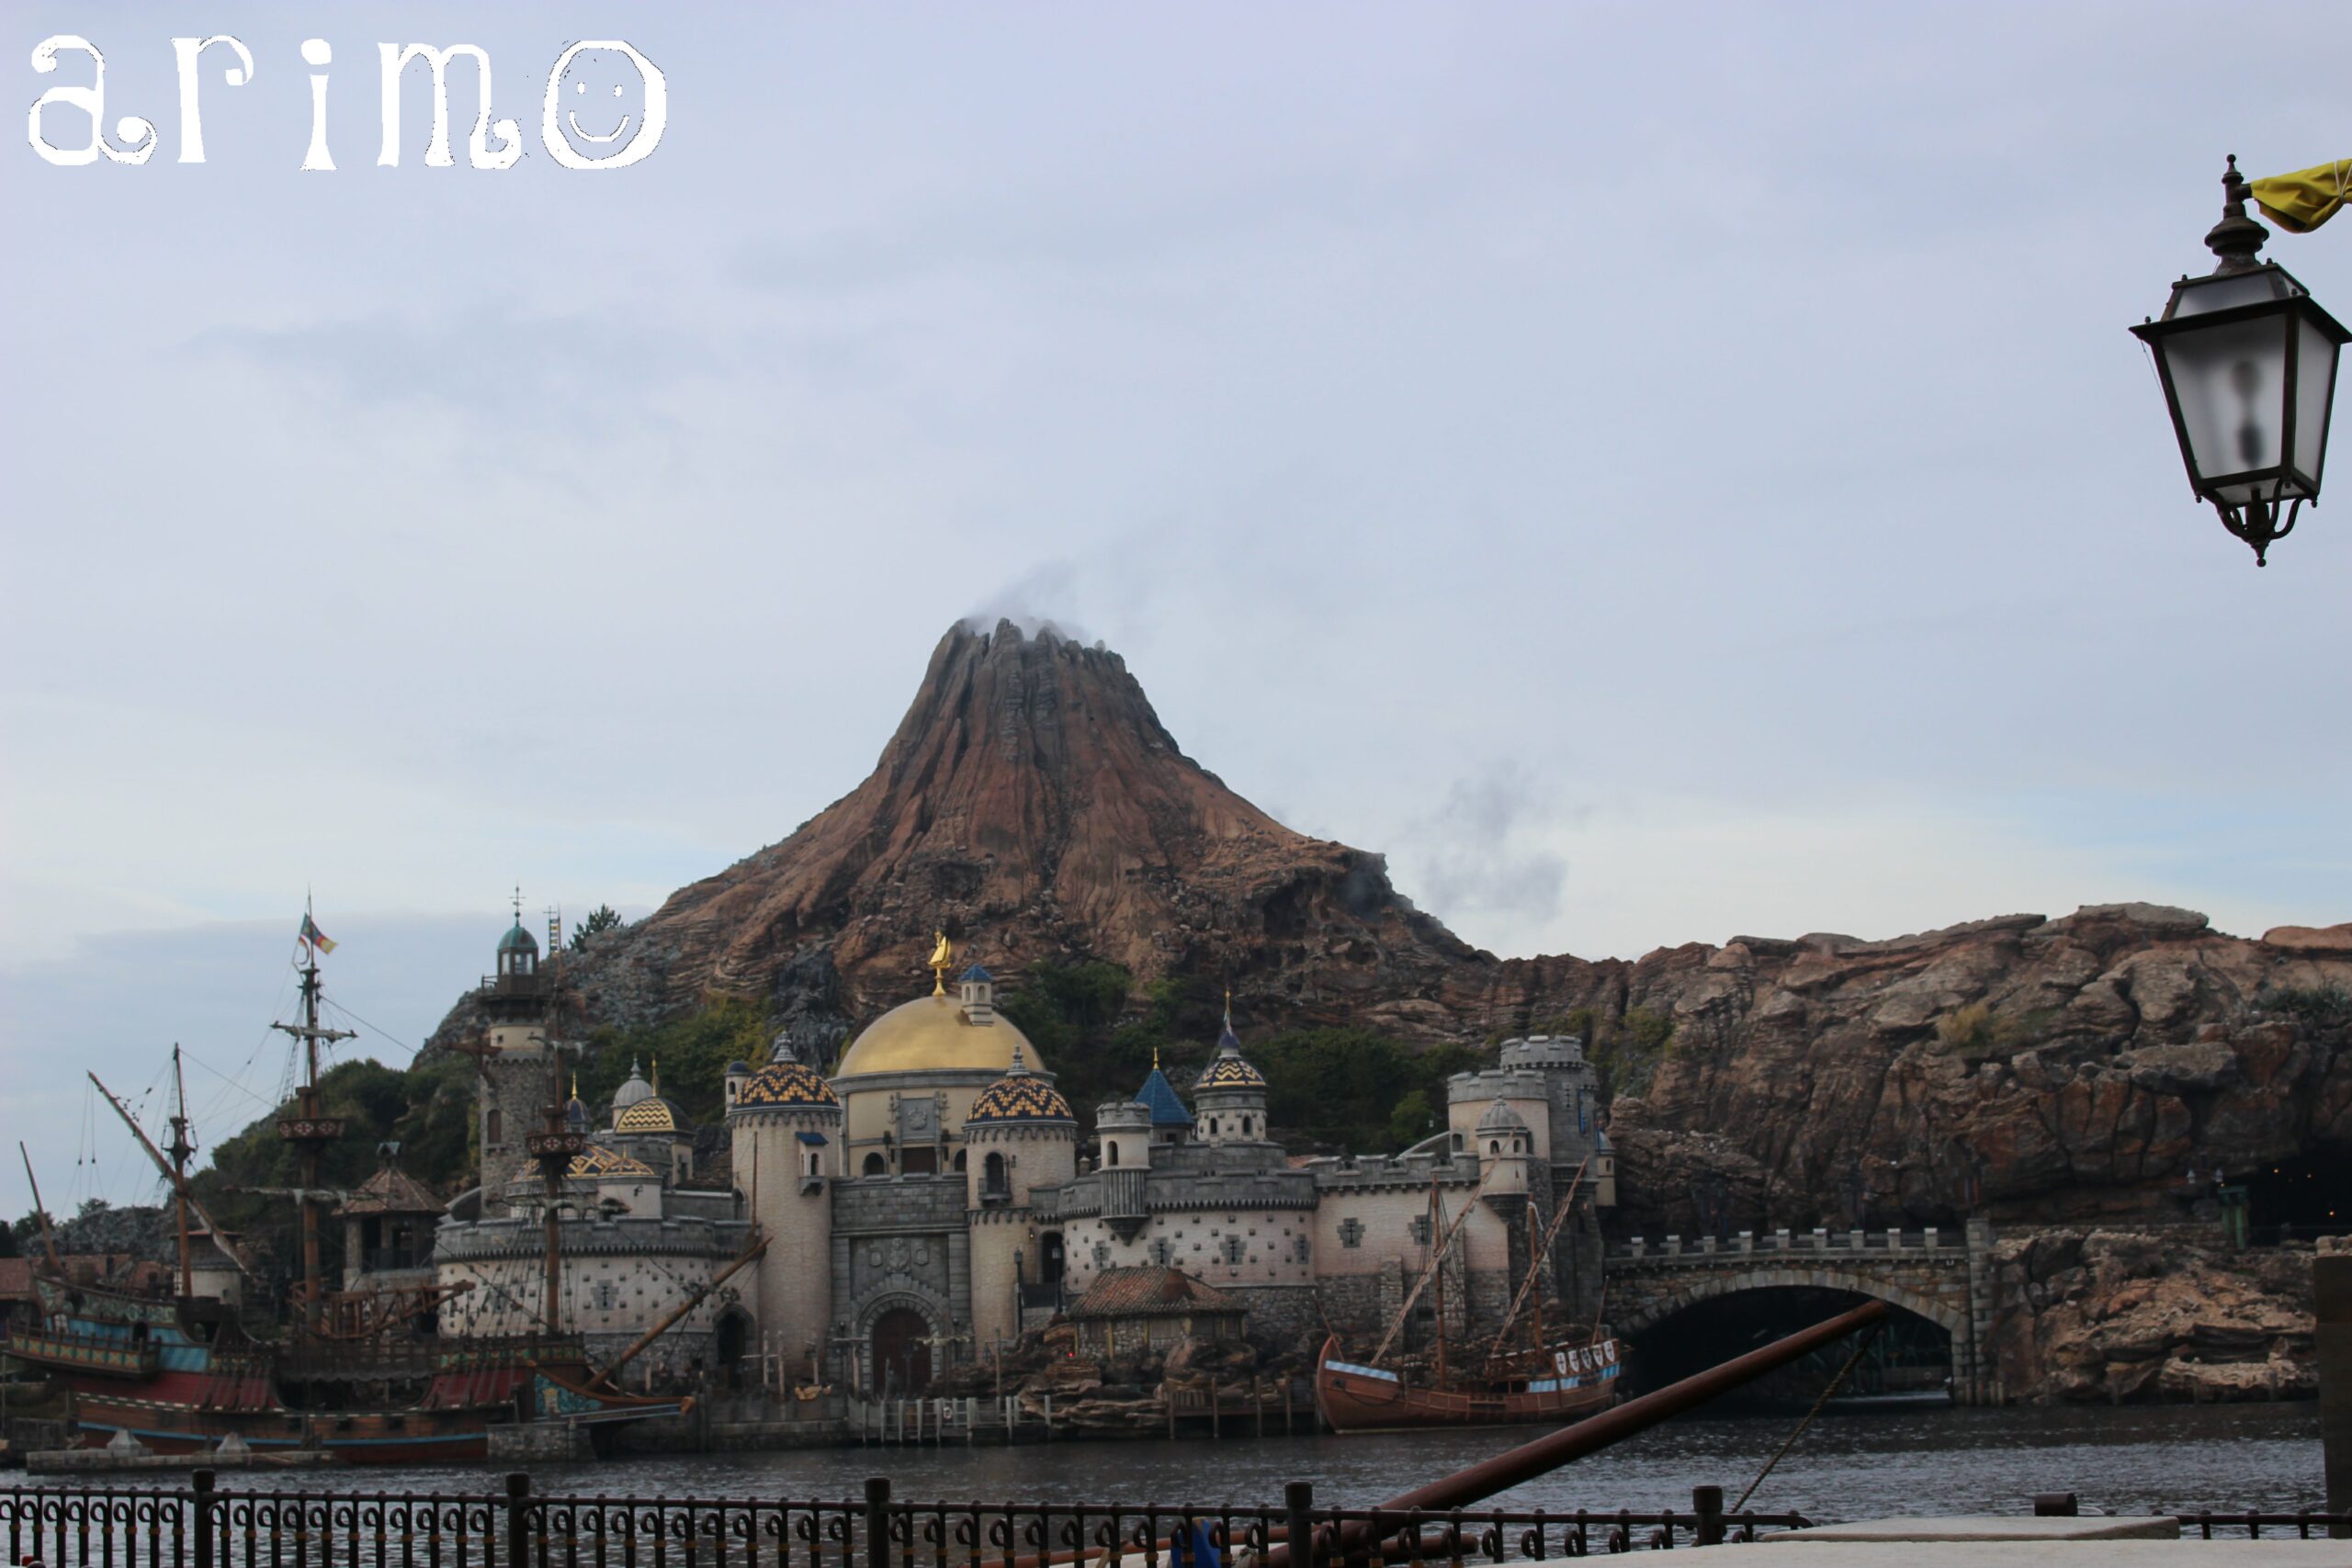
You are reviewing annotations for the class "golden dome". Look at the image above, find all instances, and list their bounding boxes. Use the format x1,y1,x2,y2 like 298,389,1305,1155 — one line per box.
835,994,1042,1078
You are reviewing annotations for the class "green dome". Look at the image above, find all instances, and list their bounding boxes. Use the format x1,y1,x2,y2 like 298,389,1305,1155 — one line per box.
498,921,539,955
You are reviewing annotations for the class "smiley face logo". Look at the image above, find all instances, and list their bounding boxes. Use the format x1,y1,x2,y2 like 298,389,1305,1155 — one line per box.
540,40,667,170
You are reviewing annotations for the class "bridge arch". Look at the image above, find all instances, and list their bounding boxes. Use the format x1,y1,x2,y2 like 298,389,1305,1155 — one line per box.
1613,1266,1967,1342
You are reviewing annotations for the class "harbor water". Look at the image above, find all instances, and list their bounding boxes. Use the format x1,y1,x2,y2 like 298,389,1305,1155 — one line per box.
75,1403,2327,1523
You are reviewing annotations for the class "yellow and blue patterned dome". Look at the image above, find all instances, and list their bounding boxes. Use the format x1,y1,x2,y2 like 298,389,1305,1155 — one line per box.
967,1046,1073,1125
567,1145,657,1179
1194,1003,1266,1091
736,1058,841,1111
615,1096,685,1134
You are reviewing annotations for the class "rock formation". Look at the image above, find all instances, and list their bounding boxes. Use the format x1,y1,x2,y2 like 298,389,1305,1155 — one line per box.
1986,1228,2315,1403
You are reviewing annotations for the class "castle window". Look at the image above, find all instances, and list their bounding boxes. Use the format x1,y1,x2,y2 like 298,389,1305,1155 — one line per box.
1208,1118,1219,1136
1093,1241,1112,1268
1489,1141,1499,1155
1106,1144,1118,1167
1151,1239,1172,1267
1293,1235,1310,1263
486,1109,503,1145
1409,1215,1433,1245
594,1281,616,1310
1240,1116,1251,1135
984,1151,1010,1198
807,1152,820,1177
954,1149,967,1171
862,1152,888,1177
1338,1218,1364,1249
1221,1235,1244,1265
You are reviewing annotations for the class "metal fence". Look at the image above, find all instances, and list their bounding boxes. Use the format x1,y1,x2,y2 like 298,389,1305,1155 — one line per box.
12,1474,2340,1568
0,1473,1820,1568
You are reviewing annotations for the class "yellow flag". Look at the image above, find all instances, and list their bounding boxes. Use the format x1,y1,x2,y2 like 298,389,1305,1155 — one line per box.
2250,159,2351,233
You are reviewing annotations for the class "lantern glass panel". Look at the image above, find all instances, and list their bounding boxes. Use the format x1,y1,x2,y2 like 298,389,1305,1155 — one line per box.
2294,315,2338,486
2169,271,2286,318
2161,313,2290,493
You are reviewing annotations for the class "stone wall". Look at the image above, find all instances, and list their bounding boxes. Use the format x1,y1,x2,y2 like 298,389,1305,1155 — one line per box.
1984,1226,2316,1404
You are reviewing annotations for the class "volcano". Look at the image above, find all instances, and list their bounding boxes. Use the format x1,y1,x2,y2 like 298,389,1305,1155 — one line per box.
562,619,1510,1046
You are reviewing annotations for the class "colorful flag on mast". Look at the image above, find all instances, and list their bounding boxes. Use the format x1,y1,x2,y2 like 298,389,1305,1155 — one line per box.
299,913,337,954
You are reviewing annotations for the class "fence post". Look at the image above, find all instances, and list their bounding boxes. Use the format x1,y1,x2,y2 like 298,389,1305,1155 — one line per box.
865,1476,891,1568
1691,1485,1724,1548
192,1469,216,1568
505,1472,531,1568
1284,1482,1315,1568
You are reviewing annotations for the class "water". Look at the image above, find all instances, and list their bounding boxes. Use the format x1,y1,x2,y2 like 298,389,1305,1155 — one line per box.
112,1404,2327,1523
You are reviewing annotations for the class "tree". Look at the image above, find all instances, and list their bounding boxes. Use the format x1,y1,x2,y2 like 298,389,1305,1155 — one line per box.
570,905,622,951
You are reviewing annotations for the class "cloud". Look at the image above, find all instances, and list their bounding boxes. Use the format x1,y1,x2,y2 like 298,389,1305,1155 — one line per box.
961,561,1099,645
187,303,704,442
1400,761,1577,931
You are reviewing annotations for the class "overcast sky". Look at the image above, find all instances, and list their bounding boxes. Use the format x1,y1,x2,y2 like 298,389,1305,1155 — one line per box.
4,2,2346,1217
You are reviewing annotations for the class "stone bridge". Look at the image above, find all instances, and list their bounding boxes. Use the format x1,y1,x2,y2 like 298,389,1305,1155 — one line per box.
1603,1218,1998,1404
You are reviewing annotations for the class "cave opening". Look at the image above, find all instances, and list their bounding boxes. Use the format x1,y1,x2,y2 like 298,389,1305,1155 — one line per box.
1624,1286,1953,1405
2238,1147,2352,1239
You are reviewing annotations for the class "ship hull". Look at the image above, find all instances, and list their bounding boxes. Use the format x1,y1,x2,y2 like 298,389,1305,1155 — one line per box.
15,1280,685,1467
1314,1335,1623,1434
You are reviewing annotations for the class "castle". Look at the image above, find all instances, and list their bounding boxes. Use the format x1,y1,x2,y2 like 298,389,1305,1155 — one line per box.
427,919,1615,1393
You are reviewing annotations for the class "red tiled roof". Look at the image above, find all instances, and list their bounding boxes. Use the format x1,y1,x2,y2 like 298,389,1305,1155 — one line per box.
1068,1266,1243,1319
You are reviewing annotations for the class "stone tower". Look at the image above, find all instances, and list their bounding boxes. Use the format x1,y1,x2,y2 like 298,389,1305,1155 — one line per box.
1192,1003,1271,1147
476,914,554,1213
961,1043,1076,1349
727,1032,842,1386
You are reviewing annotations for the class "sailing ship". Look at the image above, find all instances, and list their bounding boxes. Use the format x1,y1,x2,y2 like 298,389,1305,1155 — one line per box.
1316,1163,1623,1432
3,908,720,1464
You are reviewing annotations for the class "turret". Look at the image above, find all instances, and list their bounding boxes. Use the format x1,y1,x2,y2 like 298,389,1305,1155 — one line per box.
1193,998,1270,1146
1133,1051,1193,1147
728,1040,844,1387
962,1043,1077,1347
475,906,553,1207
958,963,996,1026
1476,1097,1533,1198
1094,1098,1153,1171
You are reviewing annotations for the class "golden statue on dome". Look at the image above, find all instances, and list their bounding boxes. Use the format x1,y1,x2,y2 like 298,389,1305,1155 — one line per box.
927,930,955,995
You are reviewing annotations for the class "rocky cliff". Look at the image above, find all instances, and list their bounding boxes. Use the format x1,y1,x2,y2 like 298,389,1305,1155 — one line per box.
1599,907,2352,1232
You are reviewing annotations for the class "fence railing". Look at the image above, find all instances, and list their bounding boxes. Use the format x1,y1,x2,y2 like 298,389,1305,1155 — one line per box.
0,1472,1817,1568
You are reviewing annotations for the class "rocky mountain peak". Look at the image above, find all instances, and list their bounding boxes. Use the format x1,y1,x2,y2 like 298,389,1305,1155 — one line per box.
567,622,1474,1035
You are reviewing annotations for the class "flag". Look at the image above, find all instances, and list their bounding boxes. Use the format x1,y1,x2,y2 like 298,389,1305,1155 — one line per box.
299,913,337,954
2251,159,2351,234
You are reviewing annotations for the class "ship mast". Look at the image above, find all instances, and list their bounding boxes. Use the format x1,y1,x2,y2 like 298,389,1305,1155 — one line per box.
17,1142,63,1274
273,902,355,1335
168,1045,195,1297
89,1075,252,1279
1429,1181,1449,1384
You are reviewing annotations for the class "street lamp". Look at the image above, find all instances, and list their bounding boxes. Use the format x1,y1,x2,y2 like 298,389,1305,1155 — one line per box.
2132,156,2347,565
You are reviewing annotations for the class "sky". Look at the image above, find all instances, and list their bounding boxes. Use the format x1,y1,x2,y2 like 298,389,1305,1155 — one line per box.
3,2,2347,1218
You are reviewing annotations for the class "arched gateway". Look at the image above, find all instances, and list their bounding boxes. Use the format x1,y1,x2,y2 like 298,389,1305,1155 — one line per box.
870,1306,933,1395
